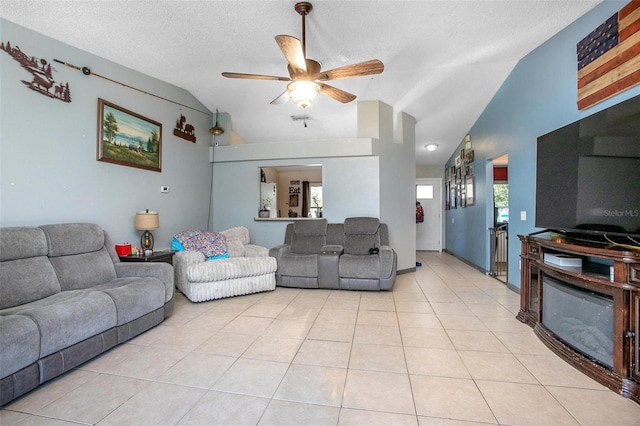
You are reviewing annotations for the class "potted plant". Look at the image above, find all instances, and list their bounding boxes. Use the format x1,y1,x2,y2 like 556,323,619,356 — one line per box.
259,199,271,218
311,192,322,218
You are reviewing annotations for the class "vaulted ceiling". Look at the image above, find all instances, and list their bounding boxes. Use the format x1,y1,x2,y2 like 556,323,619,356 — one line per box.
1,0,601,165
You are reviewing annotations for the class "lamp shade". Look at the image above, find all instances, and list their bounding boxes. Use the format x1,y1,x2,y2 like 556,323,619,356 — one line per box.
135,210,159,230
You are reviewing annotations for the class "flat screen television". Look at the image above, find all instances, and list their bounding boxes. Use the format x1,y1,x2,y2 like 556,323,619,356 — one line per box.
535,95,640,240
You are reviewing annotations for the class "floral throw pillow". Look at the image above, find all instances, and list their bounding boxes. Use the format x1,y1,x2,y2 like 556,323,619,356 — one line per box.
172,230,229,260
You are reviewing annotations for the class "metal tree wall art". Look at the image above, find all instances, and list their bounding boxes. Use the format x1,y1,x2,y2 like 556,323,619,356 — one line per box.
0,40,72,102
173,114,196,143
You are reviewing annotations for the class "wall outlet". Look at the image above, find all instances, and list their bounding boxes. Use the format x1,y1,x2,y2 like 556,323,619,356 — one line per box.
520,211,527,221
160,186,169,193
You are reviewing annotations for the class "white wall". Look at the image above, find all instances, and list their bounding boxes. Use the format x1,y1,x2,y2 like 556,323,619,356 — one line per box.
211,155,380,249
0,20,213,247
416,165,445,179
358,101,417,271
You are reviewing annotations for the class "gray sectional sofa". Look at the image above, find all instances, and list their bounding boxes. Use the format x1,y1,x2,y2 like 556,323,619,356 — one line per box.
269,217,397,291
0,223,174,406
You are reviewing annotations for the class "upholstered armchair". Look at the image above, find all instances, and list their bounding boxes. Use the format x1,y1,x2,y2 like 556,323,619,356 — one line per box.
173,226,277,302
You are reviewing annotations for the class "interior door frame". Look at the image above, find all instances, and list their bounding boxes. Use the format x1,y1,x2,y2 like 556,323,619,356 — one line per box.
416,178,443,252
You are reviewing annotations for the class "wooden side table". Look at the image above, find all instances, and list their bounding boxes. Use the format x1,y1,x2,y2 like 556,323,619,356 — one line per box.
119,251,175,265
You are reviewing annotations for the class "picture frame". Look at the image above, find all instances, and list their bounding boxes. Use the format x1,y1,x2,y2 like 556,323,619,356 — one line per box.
289,194,299,207
97,98,162,172
465,175,475,206
465,150,475,164
445,181,451,210
465,164,474,176
450,184,457,209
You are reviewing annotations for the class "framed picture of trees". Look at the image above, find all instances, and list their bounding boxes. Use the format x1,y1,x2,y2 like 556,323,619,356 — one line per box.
97,99,162,172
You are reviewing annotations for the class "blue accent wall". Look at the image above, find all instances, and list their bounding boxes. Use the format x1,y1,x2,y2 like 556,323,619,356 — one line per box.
444,1,640,289
0,19,214,246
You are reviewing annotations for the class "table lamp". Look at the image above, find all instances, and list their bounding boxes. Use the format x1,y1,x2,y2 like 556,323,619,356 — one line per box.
135,209,159,252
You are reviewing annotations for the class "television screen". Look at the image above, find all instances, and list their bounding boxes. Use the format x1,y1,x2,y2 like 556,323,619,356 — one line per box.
536,95,640,238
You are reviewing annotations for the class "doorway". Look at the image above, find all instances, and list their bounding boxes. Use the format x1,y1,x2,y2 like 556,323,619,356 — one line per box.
489,155,508,282
416,178,442,251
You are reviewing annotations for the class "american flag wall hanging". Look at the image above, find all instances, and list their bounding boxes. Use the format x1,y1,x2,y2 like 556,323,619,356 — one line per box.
577,0,640,110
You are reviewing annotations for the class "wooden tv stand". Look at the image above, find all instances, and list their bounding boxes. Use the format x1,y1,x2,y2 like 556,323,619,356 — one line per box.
518,232,640,404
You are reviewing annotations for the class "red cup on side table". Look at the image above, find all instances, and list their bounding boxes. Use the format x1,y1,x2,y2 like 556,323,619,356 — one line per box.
115,243,132,256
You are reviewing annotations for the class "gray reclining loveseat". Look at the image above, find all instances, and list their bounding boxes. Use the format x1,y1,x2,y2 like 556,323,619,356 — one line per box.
269,217,396,291
0,223,174,406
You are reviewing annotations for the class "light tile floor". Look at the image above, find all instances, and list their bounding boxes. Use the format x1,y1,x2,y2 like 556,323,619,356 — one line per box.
2,252,640,425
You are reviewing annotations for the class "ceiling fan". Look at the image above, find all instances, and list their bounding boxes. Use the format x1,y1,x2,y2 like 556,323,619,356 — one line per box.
222,2,384,108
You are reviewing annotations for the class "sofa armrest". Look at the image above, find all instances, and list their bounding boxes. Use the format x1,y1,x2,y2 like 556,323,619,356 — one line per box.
321,245,344,255
379,246,396,279
268,244,290,261
173,251,206,295
114,262,174,303
244,244,269,257
318,247,342,289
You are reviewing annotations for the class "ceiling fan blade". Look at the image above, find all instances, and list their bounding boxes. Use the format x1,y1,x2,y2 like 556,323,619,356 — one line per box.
270,90,290,105
275,35,307,74
318,82,357,104
317,59,384,81
222,72,291,82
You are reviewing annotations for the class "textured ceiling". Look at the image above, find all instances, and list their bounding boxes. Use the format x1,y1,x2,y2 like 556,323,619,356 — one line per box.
1,0,601,166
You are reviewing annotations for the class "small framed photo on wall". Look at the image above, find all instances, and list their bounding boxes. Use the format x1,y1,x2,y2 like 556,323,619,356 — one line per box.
466,175,475,206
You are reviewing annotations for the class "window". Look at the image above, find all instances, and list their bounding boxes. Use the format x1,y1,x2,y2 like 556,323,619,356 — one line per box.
310,184,323,218
494,183,509,224
416,184,434,199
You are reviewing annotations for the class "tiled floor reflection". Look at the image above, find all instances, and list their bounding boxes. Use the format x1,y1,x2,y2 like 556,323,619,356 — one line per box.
3,252,640,425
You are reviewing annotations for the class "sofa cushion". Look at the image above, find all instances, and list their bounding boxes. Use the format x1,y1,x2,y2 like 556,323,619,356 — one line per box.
40,223,118,290
224,240,245,258
294,219,327,236
290,219,328,255
344,234,381,256
279,253,319,277
326,224,344,246
0,257,61,309
48,248,118,290
344,217,380,235
3,290,117,357
291,235,325,255
0,226,48,261
40,223,106,257
186,256,276,282
343,218,381,256
93,278,165,325
219,226,250,245
0,315,40,379
339,254,380,279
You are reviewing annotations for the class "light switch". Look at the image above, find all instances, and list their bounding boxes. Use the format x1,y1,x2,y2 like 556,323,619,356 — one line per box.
520,211,527,221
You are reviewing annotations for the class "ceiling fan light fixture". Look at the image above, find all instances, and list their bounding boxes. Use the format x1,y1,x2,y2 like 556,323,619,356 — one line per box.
287,81,319,108
425,143,439,152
